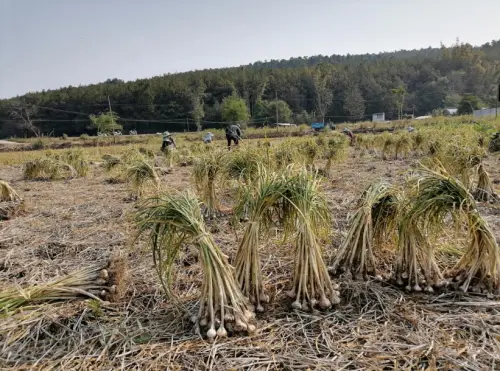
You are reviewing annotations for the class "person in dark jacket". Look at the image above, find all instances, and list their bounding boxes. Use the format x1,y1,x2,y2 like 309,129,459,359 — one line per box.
161,131,176,152
225,124,242,149
343,127,356,146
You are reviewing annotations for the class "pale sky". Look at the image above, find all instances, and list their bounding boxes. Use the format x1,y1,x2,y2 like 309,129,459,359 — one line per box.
1,0,499,99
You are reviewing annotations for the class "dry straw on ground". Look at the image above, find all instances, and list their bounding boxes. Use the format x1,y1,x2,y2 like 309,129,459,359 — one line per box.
0,134,499,370
0,181,23,220
331,181,399,280
1,279,499,370
474,164,499,203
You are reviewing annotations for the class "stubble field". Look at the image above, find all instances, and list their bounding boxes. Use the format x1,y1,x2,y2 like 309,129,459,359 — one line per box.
1,126,500,370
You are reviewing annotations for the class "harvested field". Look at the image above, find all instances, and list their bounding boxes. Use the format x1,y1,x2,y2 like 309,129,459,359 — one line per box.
1,135,500,370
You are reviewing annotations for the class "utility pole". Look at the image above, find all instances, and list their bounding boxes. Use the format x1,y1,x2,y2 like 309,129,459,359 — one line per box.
107,95,113,115
275,90,279,125
468,100,474,115
107,96,114,144
186,118,189,132
107,95,115,135
496,83,499,119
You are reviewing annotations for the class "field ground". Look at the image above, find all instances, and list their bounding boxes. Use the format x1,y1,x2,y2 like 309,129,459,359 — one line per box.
0,116,473,155
1,138,500,369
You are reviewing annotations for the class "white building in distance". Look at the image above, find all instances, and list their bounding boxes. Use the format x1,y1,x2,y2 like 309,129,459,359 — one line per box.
372,112,385,122
473,108,499,118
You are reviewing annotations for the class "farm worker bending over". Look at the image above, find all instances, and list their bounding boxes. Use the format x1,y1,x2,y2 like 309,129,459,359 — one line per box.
343,127,356,146
225,124,242,149
161,131,176,152
203,132,214,144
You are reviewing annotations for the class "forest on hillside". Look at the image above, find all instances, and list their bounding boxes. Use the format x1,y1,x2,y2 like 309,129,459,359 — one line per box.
1,40,499,137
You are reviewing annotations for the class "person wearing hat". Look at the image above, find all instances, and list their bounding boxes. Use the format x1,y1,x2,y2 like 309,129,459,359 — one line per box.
161,131,176,152
203,132,214,144
225,124,242,149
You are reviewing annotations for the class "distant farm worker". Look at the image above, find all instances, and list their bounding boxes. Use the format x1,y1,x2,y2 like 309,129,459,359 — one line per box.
225,124,242,149
161,131,176,152
343,127,356,146
489,131,500,153
203,132,214,144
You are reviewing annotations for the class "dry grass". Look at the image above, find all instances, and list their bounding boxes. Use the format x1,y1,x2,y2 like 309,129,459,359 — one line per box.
0,181,23,220
192,149,228,217
0,132,499,369
126,158,160,197
474,164,499,203
1,279,499,369
0,201,25,221
331,181,400,280
406,164,500,293
0,181,20,202
0,262,120,313
23,157,77,180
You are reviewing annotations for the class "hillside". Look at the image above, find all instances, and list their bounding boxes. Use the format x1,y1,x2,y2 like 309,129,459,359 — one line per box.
250,41,500,69
1,40,499,137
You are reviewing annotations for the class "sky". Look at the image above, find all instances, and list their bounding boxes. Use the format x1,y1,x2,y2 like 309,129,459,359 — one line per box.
1,0,499,99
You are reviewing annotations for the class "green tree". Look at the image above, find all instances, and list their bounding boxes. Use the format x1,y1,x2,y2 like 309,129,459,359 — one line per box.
221,95,249,123
253,99,292,125
267,100,292,124
205,100,222,123
391,85,407,120
312,64,334,123
137,82,155,114
89,111,122,134
247,73,268,117
343,84,365,120
191,100,204,131
416,78,448,114
253,99,269,126
188,77,207,131
296,110,312,125
190,82,205,131
457,95,481,115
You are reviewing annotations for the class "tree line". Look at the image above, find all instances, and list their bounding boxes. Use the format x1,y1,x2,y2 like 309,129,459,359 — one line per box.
1,39,499,138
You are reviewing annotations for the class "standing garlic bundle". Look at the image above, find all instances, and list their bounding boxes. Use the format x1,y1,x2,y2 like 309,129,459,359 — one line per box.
135,191,256,338
283,168,340,311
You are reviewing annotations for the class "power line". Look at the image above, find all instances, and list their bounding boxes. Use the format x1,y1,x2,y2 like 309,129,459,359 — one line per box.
15,89,461,111
2,88,479,129
1,116,278,125
1,111,413,125
36,105,90,116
